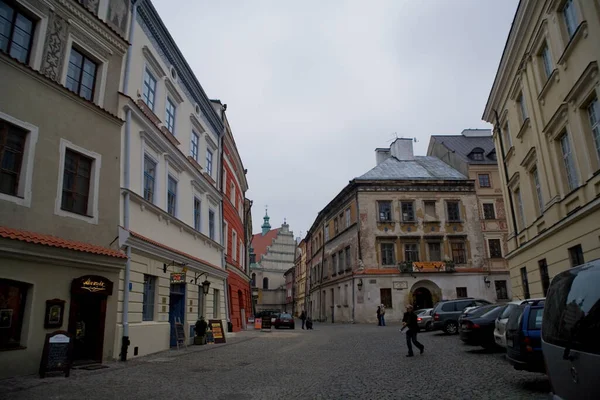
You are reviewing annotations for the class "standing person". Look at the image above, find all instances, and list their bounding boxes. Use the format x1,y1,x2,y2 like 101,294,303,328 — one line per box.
300,310,307,330
380,304,386,326
376,306,382,326
402,304,424,357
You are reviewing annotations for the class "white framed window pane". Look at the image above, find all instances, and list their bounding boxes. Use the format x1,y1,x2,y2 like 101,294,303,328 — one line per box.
541,44,553,78
167,176,177,215
588,99,600,161
532,168,544,214
191,131,199,161
563,0,578,37
166,98,176,133
560,134,578,191
516,188,525,230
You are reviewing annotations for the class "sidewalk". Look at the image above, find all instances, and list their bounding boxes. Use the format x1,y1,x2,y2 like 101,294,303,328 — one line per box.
0,329,260,395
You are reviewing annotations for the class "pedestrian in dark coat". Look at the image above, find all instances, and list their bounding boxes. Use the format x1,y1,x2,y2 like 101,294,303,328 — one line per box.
300,311,307,329
402,304,425,357
377,306,382,326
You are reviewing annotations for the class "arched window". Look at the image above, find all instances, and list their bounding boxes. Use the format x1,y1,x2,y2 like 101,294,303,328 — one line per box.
251,273,256,287
263,277,269,290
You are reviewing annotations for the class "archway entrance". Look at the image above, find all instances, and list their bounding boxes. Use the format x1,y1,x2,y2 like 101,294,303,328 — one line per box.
412,287,433,309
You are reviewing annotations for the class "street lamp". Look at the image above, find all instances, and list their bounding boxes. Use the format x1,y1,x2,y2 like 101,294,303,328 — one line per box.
201,279,211,295
357,279,363,291
483,276,491,289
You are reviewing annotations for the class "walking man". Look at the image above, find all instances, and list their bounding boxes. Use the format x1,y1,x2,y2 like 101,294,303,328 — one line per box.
300,310,307,330
380,304,386,326
402,304,424,357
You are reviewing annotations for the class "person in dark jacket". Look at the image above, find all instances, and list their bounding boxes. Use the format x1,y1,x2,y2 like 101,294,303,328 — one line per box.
300,310,307,329
376,306,382,326
402,304,424,357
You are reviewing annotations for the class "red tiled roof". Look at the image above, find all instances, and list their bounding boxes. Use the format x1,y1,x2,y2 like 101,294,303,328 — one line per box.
128,230,222,270
0,226,127,259
251,228,280,262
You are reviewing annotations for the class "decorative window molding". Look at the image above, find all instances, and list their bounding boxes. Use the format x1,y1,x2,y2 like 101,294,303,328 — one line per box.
140,130,168,154
142,45,166,78
509,74,524,101
557,21,589,68
205,134,218,152
207,193,219,207
564,61,599,108
165,154,185,174
543,103,569,141
538,69,560,104
15,0,49,70
54,139,101,224
516,117,531,141
190,114,206,134
191,179,208,195
164,77,184,104
508,171,520,191
520,147,538,171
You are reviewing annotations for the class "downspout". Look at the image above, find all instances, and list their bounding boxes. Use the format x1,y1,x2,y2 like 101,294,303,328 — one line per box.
120,0,138,362
353,183,361,324
218,109,230,329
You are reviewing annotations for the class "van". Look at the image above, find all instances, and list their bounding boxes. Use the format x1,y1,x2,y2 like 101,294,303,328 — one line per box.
542,259,600,400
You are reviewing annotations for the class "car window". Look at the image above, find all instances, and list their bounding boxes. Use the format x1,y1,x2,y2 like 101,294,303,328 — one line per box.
500,304,516,319
456,300,475,311
468,304,496,317
507,305,525,331
441,303,455,312
527,308,543,330
480,305,504,320
475,300,491,306
542,265,600,355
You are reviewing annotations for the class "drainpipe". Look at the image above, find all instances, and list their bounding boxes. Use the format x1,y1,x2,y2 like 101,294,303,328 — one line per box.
120,0,138,362
217,108,230,329
352,183,360,324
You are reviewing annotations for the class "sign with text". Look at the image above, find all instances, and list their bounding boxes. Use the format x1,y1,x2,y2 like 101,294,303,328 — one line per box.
71,275,114,296
412,262,446,272
261,315,272,330
393,281,408,290
39,331,73,378
170,272,187,284
208,319,226,344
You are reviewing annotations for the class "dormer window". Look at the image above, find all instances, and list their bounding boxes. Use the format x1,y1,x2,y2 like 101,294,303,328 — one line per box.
470,148,485,161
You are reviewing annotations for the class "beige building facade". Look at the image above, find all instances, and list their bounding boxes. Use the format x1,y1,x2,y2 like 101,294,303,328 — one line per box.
0,0,128,377
483,0,600,299
293,239,307,316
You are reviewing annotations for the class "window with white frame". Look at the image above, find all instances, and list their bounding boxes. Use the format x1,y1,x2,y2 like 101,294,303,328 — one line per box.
539,43,553,80
446,201,461,222
560,132,578,191
380,243,395,265
213,288,220,318
142,68,157,111
194,197,201,231
588,98,600,162
0,1,36,64
488,239,502,259
206,148,213,176
55,140,101,224
165,97,176,133
143,155,156,203
65,47,98,102
142,274,156,321
208,209,215,240
517,93,528,122
190,131,199,162
0,114,37,207
504,121,513,149
230,181,235,204
345,208,351,228
232,230,238,261
167,175,177,216
532,167,544,215
482,203,496,220
223,220,228,254
404,243,419,262
562,0,578,38
515,187,525,231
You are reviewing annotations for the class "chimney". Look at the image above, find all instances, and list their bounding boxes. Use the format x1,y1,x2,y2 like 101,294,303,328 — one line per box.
390,138,414,161
375,148,391,165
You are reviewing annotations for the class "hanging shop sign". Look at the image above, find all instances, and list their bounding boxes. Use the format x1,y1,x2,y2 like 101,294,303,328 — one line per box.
170,272,187,284
71,275,114,296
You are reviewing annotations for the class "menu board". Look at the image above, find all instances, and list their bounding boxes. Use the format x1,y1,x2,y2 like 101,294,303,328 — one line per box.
261,315,272,330
174,322,186,349
39,331,73,378
208,319,226,344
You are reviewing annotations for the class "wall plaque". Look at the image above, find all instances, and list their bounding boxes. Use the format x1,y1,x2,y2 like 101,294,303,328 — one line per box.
44,299,65,329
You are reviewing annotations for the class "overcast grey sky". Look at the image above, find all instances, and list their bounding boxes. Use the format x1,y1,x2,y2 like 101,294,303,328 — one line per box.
153,0,519,238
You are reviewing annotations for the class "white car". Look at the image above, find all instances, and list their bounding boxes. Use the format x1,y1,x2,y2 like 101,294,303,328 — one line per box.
493,298,545,348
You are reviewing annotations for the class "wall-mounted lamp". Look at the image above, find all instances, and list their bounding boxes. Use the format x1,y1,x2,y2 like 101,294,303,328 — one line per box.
483,276,491,289
357,278,363,291
189,272,211,295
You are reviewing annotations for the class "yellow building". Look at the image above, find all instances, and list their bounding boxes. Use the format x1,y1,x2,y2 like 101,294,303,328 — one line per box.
483,0,600,298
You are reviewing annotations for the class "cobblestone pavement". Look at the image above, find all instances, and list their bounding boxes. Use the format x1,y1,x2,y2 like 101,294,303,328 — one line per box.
1,322,550,400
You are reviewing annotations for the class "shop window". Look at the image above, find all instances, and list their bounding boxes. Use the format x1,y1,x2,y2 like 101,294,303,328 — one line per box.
0,279,30,349
142,275,155,321
380,288,392,308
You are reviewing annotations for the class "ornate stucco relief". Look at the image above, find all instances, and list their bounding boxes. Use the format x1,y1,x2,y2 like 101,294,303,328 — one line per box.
40,11,68,82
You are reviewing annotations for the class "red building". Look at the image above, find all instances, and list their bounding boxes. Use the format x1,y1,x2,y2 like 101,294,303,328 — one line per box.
213,101,252,332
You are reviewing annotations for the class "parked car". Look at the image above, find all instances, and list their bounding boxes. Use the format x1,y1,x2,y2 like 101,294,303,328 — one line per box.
505,301,545,373
459,304,505,348
493,298,546,348
542,259,600,400
274,313,295,329
432,298,492,334
416,308,433,331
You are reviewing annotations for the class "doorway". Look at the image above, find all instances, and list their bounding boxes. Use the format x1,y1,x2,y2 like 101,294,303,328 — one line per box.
413,287,433,309
169,283,186,347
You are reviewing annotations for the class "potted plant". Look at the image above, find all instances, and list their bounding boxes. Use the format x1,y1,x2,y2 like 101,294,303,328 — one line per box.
194,317,208,345
444,259,456,272
399,261,413,273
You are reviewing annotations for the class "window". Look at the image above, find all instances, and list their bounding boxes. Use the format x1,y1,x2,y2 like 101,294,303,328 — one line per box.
560,133,578,191
478,174,491,188
345,208,351,228
213,288,220,318
251,273,256,287
232,231,237,261
345,246,351,270
0,279,29,349
324,225,330,241
424,201,437,220
0,120,26,197
262,277,269,290
451,241,466,264
428,242,441,261
331,254,337,275
143,155,156,203
404,243,419,262
515,188,525,230
562,0,578,38
380,288,392,308
532,167,544,214
0,1,35,64
191,131,199,162
587,98,600,161
142,68,157,110
446,201,460,222
65,48,97,101
540,43,553,79
488,239,502,258
165,98,176,133
208,209,215,240
504,122,513,149
193,197,201,231
538,259,550,296
472,151,484,161
483,203,496,220
206,148,213,176
334,218,339,234
378,201,392,222
380,243,395,265
338,250,344,274
344,285,349,306
401,201,415,222
495,280,508,300
456,287,468,298
520,267,530,299
568,244,584,268
518,93,528,122
167,175,177,216
230,181,235,204
61,149,92,216
142,275,155,321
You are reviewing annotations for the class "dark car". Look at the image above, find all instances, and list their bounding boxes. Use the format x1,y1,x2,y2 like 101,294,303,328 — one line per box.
274,313,295,329
506,300,545,373
459,304,505,348
432,298,492,334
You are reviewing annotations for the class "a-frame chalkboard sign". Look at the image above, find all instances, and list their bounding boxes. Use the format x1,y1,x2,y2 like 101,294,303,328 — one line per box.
39,330,73,378
174,318,187,350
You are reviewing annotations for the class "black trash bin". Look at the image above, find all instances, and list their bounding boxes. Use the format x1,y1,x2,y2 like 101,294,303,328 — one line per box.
227,321,233,332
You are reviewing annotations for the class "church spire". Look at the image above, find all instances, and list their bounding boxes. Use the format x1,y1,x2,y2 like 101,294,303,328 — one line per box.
261,205,271,235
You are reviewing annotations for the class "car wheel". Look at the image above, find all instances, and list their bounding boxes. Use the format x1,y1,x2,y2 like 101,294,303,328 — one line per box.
444,321,458,334
425,321,433,331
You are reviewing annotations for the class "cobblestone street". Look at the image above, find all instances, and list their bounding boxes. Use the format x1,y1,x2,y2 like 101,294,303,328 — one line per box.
1,322,550,400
